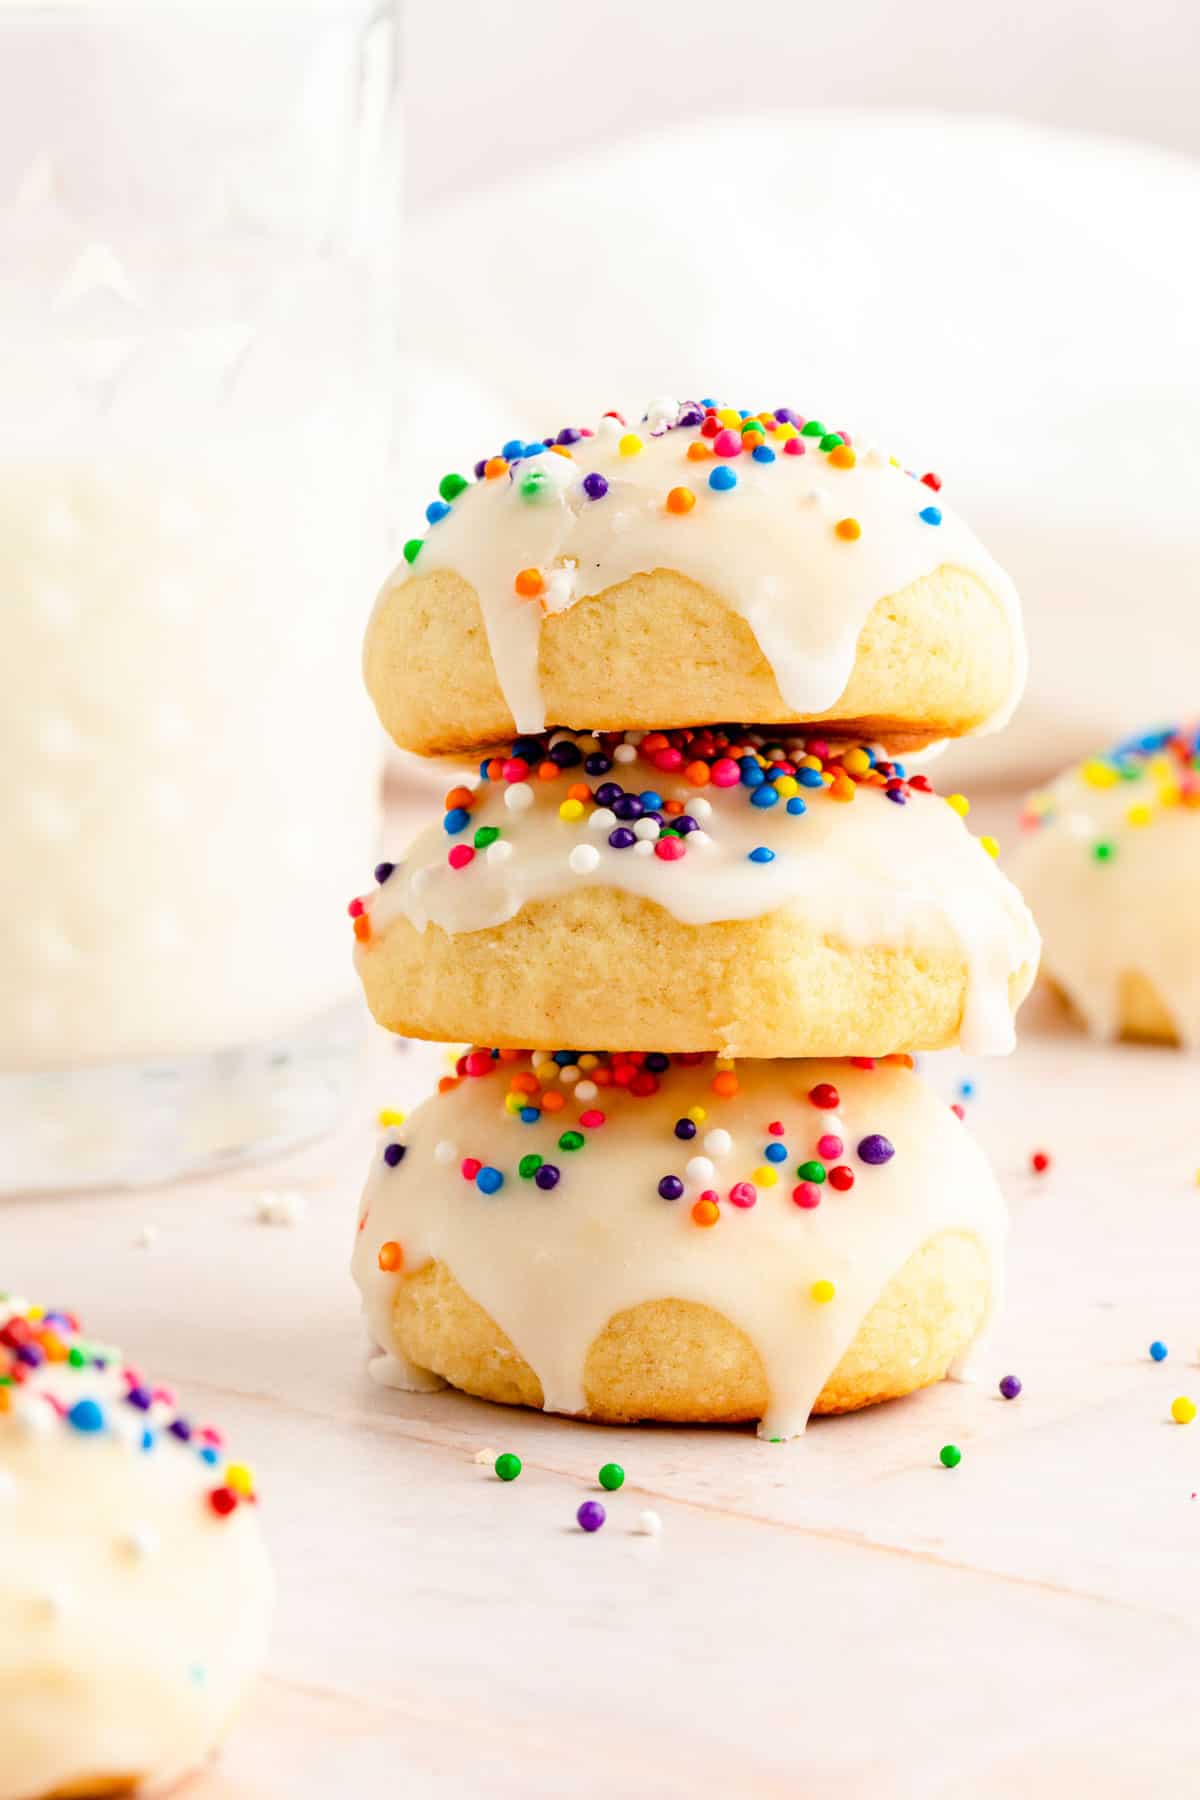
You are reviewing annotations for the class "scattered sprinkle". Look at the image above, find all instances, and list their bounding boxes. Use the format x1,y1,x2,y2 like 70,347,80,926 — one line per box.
494,1452,522,1481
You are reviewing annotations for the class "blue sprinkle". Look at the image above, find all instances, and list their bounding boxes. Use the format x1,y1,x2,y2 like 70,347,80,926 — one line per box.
199,1445,219,1466
476,1166,504,1195
519,1106,540,1124
639,790,663,810
522,442,545,458
443,807,471,835
425,499,451,525
1150,1340,1168,1362
750,784,779,808
798,768,825,789
752,444,776,463
709,466,737,492
141,1428,155,1453
748,846,775,864
957,1080,975,1099
786,796,807,816
918,506,943,526
553,1050,579,1065
764,1142,788,1164
501,438,524,459
740,762,765,788
67,1399,105,1434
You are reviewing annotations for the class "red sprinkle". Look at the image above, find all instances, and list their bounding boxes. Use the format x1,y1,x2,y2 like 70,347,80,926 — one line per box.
208,1487,239,1518
828,1166,855,1192
347,898,364,917
448,844,475,870
921,472,942,490
461,1157,482,1180
655,837,686,861
1031,1150,1051,1174
579,1109,605,1128
808,1083,840,1110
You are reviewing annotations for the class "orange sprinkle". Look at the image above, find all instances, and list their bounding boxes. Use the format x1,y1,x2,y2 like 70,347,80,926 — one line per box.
437,1075,460,1094
537,760,558,781
829,777,856,803
511,1071,540,1094
711,1071,739,1098
691,1199,720,1228
497,1048,525,1062
377,1241,403,1273
486,758,505,781
592,1067,614,1086
567,782,591,802
352,914,371,943
549,443,574,458
484,457,508,479
834,517,862,542
666,485,696,514
41,1332,68,1363
541,1089,566,1113
444,785,475,811
885,1052,915,1069
663,798,684,815
829,444,856,469
685,759,711,786
514,567,545,598
0,1389,11,1415
641,732,668,752
687,441,713,461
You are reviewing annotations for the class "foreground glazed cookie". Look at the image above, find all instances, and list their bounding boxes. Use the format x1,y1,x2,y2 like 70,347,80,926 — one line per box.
365,397,1026,756
0,1296,272,1800
353,1052,1006,1440
351,727,1039,1057
1014,724,1200,1046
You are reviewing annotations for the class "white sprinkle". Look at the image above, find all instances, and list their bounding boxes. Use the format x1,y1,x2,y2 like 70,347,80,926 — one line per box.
575,1080,598,1101
559,1063,580,1084
703,1129,732,1157
595,414,623,442
569,843,600,875
819,1115,845,1144
134,1224,158,1249
505,782,534,813
690,796,713,821
645,394,679,435
486,838,514,866
863,446,887,468
633,817,660,840
624,731,645,745
613,744,637,764
638,1510,663,1536
690,830,714,850
434,1139,458,1165
473,1447,496,1465
531,1050,552,1066
588,806,617,833
256,1190,305,1227
120,1523,161,1560
633,839,654,857
684,1156,716,1187
542,568,576,613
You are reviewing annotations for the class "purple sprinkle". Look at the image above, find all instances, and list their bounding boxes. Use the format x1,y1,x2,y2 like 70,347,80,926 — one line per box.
999,1374,1022,1401
885,789,907,805
608,827,637,850
677,405,704,427
374,861,396,885
577,1500,606,1532
644,1052,670,1072
473,458,487,479
658,1175,684,1201
556,427,581,445
534,1163,561,1190
612,794,644,822
594,781,623,808
168,1418,192,1442
582,472,609,501
125,1385,153,1411
674,1118,697,1140
16,1343,43,1367
673,814,699,834
856,1133,895,1166
584,753,612,776
383,1143,406,1168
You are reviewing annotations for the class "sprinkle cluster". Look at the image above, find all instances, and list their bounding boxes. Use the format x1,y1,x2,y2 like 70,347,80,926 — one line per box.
0,1296,258,1521
397,397,946,575
373,1051,908,1237
1023,724,1200,862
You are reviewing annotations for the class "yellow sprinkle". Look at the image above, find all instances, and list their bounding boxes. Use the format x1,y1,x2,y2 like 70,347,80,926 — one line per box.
946,793,970,817
714,1056,736,1071
618,433,643,456
27,1306,44,1320
716,407,741,428
558,798,585,822
1126,803,1153,827
578,1053,598,1070
842,747,871,776
888,455,901,467
774,776,799,799
800,754,822,771
1156,782,1180,808
811,1280,836,1305
1080,758,1120,789
377,1108,406,1127
548,443,574,458
980,835,999,858
505,1093,525,1114
687,1104,707,1124
225,1463,255,1496
775,421,798,440
1172,1396,1197,1425
753,1165,779,1188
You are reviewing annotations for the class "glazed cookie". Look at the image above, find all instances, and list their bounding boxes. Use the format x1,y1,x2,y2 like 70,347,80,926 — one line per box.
1014,724,1200,1046
353,1052,1006,1440
351,727,1039,1058
0,1296,272,1800
365,398,1026,756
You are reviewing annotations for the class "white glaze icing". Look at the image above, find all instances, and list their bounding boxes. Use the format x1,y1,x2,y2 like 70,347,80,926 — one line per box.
351,1055,1007,1440
0,1297,272,1800
376,400,1025,736
1013,728,1200,1045
362,730,1039,1056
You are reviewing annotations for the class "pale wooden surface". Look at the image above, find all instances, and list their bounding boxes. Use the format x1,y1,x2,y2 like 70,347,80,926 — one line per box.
8,818,1200,1796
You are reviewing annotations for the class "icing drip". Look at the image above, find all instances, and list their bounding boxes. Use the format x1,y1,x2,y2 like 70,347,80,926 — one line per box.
351,1054,1008,1440
360,729,1039,1057
1015,724,1200,1046
390,400,1025,736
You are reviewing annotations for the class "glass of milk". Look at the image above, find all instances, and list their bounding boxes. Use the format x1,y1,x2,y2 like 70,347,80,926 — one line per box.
0,2,400,1190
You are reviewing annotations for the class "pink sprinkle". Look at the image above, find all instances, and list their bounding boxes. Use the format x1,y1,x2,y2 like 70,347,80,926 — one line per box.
199,1427,224,1447
152,1385,175,1406
655,837,685,861
808,739,830,759
710,757,741,788
713,428,742,457
502,758,528,782
122,1367,142,1388
348,897,364,918
951,1103,965,1120
817,1134,843,1159
793,1182,822,1209
728,1181,757,1208
448,844,475,870
465,1049,493,1077
767,1120,785,1135
461,1157,482,1180
654,747,684,771
783,437,805,455
579,1108,605,1128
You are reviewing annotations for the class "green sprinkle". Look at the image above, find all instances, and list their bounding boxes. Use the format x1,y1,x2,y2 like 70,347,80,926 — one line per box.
518,1154,543,1179
402,537,423,565
1092,841,1116,863
819,433,844,451
519,471,549,500
801,419,825,437
474,825,500,849
795,1160,826,1183
438,472,468,501
67,1347,86,1367
558,1130,585,1152
741,418,765,435
598,1462,625,1491
494,1452,522,1482
939,1444,962,1469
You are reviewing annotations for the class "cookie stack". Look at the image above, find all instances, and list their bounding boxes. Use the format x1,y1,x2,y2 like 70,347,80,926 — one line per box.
349,398,1038,1438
